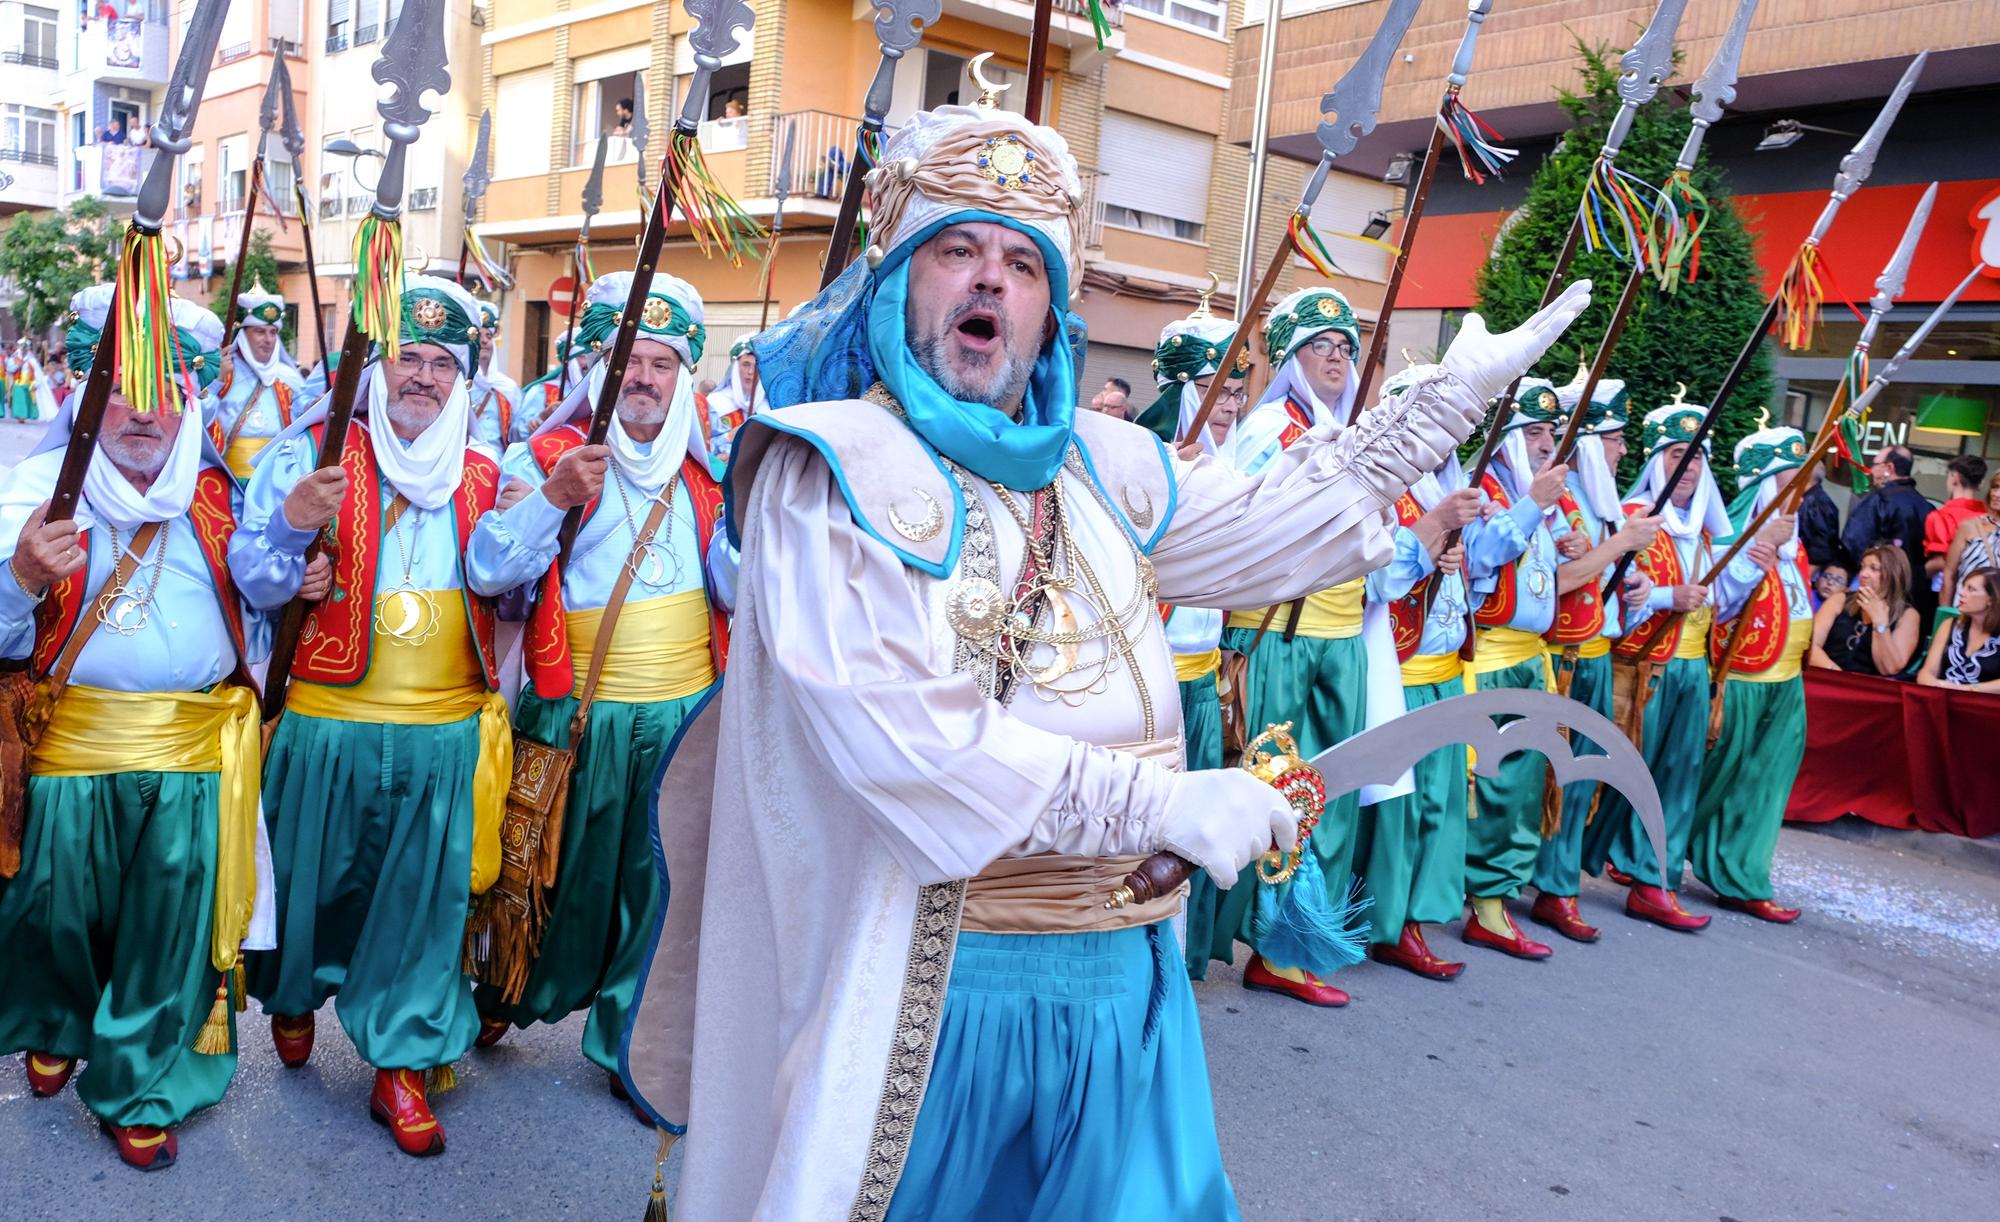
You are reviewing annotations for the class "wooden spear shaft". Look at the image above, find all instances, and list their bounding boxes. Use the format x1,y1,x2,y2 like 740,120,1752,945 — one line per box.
1350,103,1450,419
1176,226,1297,448
217,158,268,355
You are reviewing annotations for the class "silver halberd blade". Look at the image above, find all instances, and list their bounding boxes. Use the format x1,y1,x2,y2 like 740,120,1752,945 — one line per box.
368,0,452,218
1675,0,1759,169
864,0,944,124
1301,0,1422,210
678,0,758,133
464,109,493,226
136,0,230,229
1601,0,1691,159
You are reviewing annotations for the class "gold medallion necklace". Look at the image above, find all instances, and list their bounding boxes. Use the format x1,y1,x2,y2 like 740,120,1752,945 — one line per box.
98,520,173,637
374,507,441,647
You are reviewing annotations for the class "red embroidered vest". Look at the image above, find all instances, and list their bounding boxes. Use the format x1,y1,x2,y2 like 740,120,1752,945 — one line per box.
1612,501,1700,665
1710,549,1811,674
1472,473,1524,629
205,379,294,451
1276,397,1313,451
522,425,731,699
1544,491,1606,646
480,386,513,444
1386,492,1431,662
291,421,500,687
32,467,248,676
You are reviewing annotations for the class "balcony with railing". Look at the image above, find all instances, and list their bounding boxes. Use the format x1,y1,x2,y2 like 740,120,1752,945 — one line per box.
75,16,169,88
2,47,58,71
66,141,151,203
0,148,59,213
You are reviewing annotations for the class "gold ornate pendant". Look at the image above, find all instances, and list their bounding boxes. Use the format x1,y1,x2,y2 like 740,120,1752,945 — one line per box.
375,586,442,647
945,577,1006,644
889,489,944,543
97,585,153,637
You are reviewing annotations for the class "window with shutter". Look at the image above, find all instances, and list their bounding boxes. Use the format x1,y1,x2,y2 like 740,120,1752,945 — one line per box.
1100,112,1212,243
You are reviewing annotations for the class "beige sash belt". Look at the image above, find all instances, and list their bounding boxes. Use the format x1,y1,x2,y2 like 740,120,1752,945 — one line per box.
961,734,1187,934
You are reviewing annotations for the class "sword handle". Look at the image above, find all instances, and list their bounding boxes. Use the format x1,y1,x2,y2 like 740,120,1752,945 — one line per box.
1107,852,1196,910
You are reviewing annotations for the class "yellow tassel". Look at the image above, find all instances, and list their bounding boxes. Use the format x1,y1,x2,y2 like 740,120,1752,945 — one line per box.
232,961,247,1013
192,981,231,1055
426,1062,458,1096
642,1129,679,1222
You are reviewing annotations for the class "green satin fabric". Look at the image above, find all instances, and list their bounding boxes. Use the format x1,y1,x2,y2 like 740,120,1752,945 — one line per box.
1175,674,1225,981
1355,676,1469,942
0,771,235,1127
249,712,480,1071
1209,630,1366,971
1584,656,1708,889
1532,652,1614,897
475,685,710,1071
1464,658,1551,899
1689,676,1806,901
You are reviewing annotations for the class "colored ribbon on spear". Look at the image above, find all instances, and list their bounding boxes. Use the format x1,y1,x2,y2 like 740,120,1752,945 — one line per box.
1599,50,1930,601
263,0,451,723
1552,0,1761,468
1350,0,1506,416
559,0,759,572
44,0,228,531
820,0,943,289
1178,0,1424,449
1574,0,1689,278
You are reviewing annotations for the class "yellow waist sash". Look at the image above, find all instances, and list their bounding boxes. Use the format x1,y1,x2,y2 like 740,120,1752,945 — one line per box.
223,436,272,481
1226,579,1365,639
286,595,511,896
1468,626,1557,690
1736,617,1815,684
33,684,260,972
565,589,717,703
1401,652,1464,686
1173,648,1222,683
1676,605,1715,661
1568,635,1613,661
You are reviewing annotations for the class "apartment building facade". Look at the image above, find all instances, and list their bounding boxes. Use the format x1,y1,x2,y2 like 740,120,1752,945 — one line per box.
469,0,1401,396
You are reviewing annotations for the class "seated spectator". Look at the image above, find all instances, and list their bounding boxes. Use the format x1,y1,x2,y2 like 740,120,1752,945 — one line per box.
1811,544,1920,676
1940,474,2000,609
1918,567,2000,692
1812,560,1849,610
1926,455,1988,585
1841,443,1936,623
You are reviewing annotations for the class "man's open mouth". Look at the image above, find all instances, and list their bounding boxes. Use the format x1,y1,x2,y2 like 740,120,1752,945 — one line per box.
954,310,1000,349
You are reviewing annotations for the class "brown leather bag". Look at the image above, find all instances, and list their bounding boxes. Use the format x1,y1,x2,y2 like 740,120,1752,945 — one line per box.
477,490,673,1003
1218,603,1288,766
0,523,161,877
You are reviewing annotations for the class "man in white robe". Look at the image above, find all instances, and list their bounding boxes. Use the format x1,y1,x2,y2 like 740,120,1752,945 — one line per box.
625,93,1594,1220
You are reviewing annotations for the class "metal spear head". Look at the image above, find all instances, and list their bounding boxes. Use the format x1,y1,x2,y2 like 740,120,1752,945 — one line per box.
581,133,609,220
774,119,797,202
136,0,229,228
259,52,285,137
631,89,651,188
1850,264,1984,416
276,55,306,164
1674,0,1759,170
373,0,452,142
864,0,944,123
1601,0,1691,158
1869,182,1937,319
1835,51,1926,205
1304,0,1422,209
677,0,758,134
464,109,492,226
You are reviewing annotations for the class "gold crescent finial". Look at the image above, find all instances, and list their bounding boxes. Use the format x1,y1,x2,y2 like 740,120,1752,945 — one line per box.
165,237,185,267
969,53,1012,110
1190,273,1219,321
1671,381,1689,406
1755,406,1771,431
405,245,429,274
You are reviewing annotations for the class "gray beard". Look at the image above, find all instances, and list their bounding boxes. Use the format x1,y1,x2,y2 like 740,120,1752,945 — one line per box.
910,330,1036,414
617,391,668,428
385,395,444,437
100,432,170,480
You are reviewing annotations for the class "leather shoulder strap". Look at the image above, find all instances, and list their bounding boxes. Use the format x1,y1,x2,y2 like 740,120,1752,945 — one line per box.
46,520,162,685
568,478,676,744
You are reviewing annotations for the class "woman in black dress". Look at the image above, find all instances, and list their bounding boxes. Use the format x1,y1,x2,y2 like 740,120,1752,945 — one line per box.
1919,567,2000,692
1811,544,1920,676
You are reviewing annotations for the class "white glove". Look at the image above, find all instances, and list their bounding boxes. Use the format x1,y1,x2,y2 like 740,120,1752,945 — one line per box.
1157,769,1300,890
1442,280,1595,404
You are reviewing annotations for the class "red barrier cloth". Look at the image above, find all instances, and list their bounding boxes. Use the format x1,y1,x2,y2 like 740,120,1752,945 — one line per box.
1784,667,2000,838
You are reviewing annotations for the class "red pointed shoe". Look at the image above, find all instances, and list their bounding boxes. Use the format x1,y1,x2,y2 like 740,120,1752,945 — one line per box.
24,1052,75,1097
1462,910,1554,961
474,1015,510,1049
1242,954,1350,1007
1716,896,1802,924
1369,923,1465,980
370,1068,446,1158
1603,865,1637,887
271,1013,314,1069
100,1120,177,1172
1626,884,1711,932
1529,893,1601,943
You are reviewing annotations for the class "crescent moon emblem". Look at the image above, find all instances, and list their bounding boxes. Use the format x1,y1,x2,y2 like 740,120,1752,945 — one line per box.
1121,485,1154,533
1032,587,1083,686
888,489,944,543
109,596,143,633
385,590,423,641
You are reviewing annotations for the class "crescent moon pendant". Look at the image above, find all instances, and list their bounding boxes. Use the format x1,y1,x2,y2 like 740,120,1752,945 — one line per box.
1031,587,1083,686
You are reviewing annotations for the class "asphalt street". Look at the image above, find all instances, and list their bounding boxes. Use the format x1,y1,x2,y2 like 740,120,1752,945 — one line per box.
3,418,1997,1219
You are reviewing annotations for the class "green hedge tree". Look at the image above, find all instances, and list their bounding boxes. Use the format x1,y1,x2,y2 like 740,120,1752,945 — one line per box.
1473,41,1774,495
0,197,121,341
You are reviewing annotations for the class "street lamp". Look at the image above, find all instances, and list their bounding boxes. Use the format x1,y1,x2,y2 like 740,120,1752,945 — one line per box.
323,139,385,193
1755,120,1860,152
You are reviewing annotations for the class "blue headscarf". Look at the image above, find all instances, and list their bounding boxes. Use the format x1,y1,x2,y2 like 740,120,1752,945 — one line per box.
749,211,1077,492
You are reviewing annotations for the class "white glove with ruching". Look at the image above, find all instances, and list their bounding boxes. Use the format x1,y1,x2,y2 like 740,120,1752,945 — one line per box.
1442,280,1596,404
1156,769,1300,890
